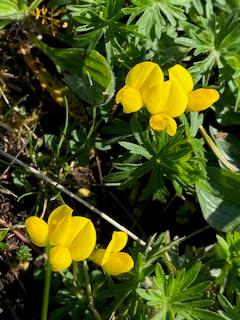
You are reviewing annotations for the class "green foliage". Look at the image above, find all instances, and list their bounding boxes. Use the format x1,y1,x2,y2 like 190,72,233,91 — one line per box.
177,4,240,108
137,262,221,320
126,0,190,41
218,294,240,320
106,113,205,201
196,167,240,232
16,245,33,262
209,126,240,171
0,0,27,20
1,0,240,319
34,38,115,106
214,232,240,296
0,228,9,241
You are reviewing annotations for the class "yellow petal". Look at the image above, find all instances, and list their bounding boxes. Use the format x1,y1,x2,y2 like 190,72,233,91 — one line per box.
168,64,194,94
186,88,220,112
144,81,171,114
47,204,73,233
101,231,128,265
89,248,105,266
68,217,96,261
163,77,188,117
66,216,92,246
149,113,177,136
25,216,49,247
102,252,134,276
48,207,72,246
125,61,164,92
49,246,72,272
107,231,128,254
115,85,143,113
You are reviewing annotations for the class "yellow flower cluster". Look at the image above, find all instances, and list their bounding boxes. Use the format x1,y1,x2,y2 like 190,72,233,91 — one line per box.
25,205,134,275
116,62,220,136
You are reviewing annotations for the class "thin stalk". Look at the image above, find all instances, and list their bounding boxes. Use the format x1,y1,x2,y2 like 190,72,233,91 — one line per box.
199,125,239,172
56,97,69,159
83,260,102,320
0,149,146,246
86,105,97,142
41,247,52,320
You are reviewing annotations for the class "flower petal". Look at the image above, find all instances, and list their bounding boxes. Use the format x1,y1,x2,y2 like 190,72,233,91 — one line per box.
108,231,128,253
47,204,73,233
115,85,143,113
48,207,72,247
149,113,177,136
25,217,49,247
49,246,72,272
89,248,105,266
125,61,164,93
68,218,96,261
186,88,220,112
101,231,128,265
102,252,134,276
144,81,171,114
163,78,188,117
168,64,193,94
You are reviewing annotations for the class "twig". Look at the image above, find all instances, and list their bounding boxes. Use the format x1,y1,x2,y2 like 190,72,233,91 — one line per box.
0,218,31,245
0,149,146,246
83,260,102,320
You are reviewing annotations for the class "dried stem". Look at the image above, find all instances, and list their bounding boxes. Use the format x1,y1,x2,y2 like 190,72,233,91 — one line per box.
0,149,146,246
0,218,31,245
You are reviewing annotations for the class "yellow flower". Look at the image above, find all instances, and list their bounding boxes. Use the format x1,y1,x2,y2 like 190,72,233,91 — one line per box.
25,204,96,272
147,64,220,135
115,62,220,136
90,231,134,276
115,61,164,113
168,64,220,112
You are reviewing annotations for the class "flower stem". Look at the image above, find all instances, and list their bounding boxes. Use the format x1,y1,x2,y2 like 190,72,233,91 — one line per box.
41,248,52,320
83,260,102,320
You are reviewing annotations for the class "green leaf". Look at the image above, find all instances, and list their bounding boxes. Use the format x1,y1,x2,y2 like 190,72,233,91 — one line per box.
33,39,115,106
218,294,240,320
216,235,229,258
189,309,224,320
0,0,27,20
209,126,240,170
0,242,8,249
28,0,45,12
196,166,240,232
0,228,9,241
118,141,152,160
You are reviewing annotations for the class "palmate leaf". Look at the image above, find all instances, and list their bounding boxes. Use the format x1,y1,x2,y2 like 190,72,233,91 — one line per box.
176,5,240,107
106,114,205,201
218,294,240,320
126,0,190,40
0,0,27,20
137,263,221,320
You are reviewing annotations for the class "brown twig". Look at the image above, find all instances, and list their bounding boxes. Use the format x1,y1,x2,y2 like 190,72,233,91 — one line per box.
0,218,31,245
0,149,147,246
